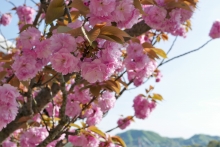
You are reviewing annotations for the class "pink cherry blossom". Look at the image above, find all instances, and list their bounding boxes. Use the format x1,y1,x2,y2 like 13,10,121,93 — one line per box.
156,71,163,82
69,133,100,147
65,99,81,118
149,101,157,112
20,27,41,49
89,0,116,17
11,53,39,81
98,91,116,112
2,137,16,147
133,95,150,119
88,13,112,26
85,105,103,126
180,8,193,23
117,8,140,29
117,117,132,130
69,134,87,147
69,85,92,104
46,102,60,117
143,5,167,30
0,13,12,26
49,33,77,53
209,20,220,39
16,6,35,24
19,127,49,147
35,39,52,59
85,134,100,147
81,59,108,83
0,84,20,131
51,51,80,75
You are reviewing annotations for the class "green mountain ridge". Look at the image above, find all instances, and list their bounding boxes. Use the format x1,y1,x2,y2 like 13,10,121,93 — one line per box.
117,130,220,147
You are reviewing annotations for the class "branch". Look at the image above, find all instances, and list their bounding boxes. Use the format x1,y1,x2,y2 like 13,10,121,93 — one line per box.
159,39,212,67
37,75,69,147
116,80,133,99
0,83,60,143
159,36,178,66
59,75,67,120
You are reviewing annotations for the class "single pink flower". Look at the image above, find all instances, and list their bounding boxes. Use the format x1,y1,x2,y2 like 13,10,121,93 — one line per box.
133,95,150,119
0,13,12,26
51,51,80,75
20,27,41,49
81,59,108,83
209,20,220,39
117,117,132,130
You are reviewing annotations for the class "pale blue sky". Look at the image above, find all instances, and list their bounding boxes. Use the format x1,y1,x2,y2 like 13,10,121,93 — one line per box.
1,0,220,139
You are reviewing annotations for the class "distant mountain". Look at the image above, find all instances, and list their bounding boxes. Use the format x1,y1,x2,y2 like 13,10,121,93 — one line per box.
117,130,220,147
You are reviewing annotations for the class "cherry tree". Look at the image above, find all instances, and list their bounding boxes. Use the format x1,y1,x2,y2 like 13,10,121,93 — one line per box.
0,0,219,146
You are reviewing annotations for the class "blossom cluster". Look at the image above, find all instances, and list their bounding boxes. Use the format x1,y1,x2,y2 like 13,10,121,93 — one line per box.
1,0,215,146
0,84,20,131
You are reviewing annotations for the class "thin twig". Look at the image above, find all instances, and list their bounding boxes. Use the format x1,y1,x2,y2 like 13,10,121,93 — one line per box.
5,0,16,7
64,2,72,23
39,112,50,132
159,39,212,66
159,36,178,66
42,73,58,85
105,116,134,133
116,80,133,99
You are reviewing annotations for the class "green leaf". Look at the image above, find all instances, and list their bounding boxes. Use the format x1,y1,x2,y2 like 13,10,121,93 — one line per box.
45,0,65,24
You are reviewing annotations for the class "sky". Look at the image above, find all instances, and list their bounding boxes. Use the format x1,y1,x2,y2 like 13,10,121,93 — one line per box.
1,0,220,139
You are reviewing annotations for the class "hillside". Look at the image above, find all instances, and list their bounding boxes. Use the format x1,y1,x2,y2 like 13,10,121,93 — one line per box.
117,130,220,147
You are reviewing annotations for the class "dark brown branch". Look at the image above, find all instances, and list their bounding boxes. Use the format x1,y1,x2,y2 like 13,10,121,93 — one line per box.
33,4,44,26
0,83,60,143
116,80,133,99
59,75,67,120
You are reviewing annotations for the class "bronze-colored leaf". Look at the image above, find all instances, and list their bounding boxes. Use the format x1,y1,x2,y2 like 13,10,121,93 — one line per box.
161,34,168,41
87,27,101,44
90,86,101,97
69,0,90,16
152,93,163,101
112,136,127,147
133,0,144,14
88,126,106,139
142,42,153,48
9,76,20,88
100,26,131,43
0,71,7,81
45,0,65,24
140,0,155,5
151,48,167,58
57,26,72,33
143,48,160,60
67,27,84,37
